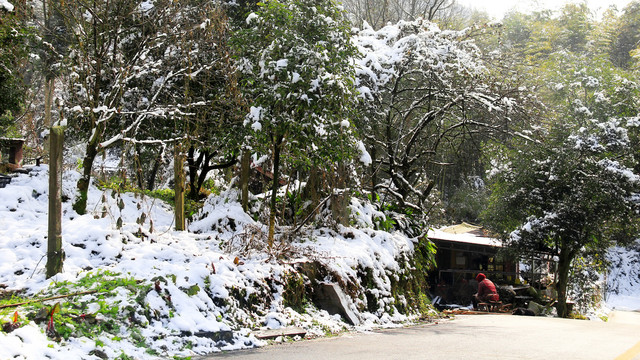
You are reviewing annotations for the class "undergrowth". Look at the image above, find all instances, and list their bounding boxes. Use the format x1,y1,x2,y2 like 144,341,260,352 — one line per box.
96,177,217,220
0,270,157,352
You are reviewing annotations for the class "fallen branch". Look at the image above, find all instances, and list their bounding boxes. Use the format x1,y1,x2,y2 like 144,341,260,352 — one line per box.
0,290,103,309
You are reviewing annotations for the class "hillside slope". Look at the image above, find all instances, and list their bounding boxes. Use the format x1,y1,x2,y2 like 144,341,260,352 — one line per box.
0,166,434,359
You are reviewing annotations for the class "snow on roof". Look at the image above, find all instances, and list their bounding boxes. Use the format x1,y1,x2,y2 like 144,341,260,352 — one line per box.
427,222,503,247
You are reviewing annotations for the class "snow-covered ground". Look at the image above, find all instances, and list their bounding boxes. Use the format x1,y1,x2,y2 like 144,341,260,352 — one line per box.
606,241,640,311
0,166,426,359
1,166,638,359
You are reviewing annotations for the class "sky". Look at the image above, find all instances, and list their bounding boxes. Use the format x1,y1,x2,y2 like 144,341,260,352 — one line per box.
457,0,635,20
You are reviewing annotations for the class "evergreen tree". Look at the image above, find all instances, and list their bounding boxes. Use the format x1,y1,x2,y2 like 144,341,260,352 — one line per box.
611,1,640,69
0,2,30,136
484,54,640,317
234,0,360,245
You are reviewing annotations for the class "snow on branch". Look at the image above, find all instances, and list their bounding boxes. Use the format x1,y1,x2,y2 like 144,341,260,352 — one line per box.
0,0,14,11
98,68,188,149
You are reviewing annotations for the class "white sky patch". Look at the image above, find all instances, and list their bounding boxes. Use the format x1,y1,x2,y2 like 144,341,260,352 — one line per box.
457,0,634,20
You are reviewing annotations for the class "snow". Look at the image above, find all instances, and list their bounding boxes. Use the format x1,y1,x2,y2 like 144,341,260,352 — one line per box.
0,166,423,359
138,0,154,13
0,0,13,12
356,140,372,166
606,241,640,311
276,59,288,69
291,71,301,84
245,106,263,131
627,117,640,127
246,12,259,25
600,159,640,184
427,227,502,247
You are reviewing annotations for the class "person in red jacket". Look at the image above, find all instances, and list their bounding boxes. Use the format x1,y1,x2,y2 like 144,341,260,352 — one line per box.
472,273,499,310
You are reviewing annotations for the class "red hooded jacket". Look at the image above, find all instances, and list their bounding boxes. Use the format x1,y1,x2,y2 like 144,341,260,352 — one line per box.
476,273,499,302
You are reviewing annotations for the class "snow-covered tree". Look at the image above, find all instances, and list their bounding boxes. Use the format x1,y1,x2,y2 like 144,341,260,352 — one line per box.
157,3,245,200
353,19,513,216
53,0,238,214
485,54,640,317
342,0,454,29
234,0,360,245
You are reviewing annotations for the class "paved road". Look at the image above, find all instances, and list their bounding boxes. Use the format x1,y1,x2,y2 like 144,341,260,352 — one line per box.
197,311,640,360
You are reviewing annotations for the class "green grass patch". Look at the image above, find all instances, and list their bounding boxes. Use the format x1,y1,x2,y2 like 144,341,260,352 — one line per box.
0,269,157,354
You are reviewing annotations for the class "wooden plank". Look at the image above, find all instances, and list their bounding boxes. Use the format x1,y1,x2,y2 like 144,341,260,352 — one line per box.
253,327,307,340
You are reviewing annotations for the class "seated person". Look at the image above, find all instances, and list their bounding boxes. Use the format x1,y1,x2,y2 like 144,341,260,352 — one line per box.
472,273,499,310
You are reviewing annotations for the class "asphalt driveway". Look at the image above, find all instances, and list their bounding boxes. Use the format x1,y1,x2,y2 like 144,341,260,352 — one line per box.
198,311,640,360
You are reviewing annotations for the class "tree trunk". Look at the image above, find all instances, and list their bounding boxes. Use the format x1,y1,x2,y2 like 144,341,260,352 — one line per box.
174,144,186,231
47,127,64,278
240,150,251,212
44,77,54,123
135,145,144,190
146,146,163,191
304,166,321,216
186,147,238,201
268,134,284,248
43,0,54,156
73,131,101,215
73,11,104,215
187,146,202,200
555,244,574,318
331,163,349,225
370,145,377,200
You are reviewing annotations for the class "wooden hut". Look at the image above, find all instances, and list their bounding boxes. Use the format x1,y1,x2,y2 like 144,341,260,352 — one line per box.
0,137,24,173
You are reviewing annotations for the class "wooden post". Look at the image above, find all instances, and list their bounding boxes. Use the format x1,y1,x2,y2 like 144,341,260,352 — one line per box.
42,78,54,159
174,144,186,231
240,150,251,212
44,78,54,128
47,126,64,278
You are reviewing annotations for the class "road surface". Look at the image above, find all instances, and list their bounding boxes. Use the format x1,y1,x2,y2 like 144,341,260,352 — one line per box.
197,311,640,360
